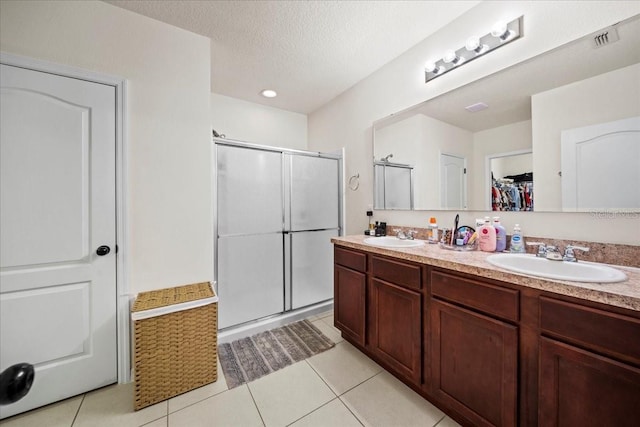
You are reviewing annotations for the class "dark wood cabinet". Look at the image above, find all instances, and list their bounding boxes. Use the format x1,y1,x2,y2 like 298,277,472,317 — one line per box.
538,337,640,427
430,299,518,427
370,278,422,384
334,247,367,346
332,243,640,427
538,296,640,426
334,264,366,346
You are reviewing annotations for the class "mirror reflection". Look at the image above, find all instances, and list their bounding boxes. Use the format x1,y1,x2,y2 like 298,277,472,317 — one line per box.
373,14,640,212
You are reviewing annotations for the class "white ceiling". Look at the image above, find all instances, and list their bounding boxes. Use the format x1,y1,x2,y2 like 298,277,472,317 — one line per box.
104,0,479,114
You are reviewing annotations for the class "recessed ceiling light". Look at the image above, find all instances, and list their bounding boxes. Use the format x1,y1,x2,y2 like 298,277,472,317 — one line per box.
260,89,277,98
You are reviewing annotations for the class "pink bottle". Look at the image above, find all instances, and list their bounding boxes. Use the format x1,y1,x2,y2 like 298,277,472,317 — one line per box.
478,217,497,252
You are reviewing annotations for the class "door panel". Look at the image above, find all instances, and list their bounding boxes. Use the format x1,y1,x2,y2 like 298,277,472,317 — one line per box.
216,145,283,235
370,279,421,384
290,229,338,309
334,265,366,346
217,234,284,329
431,299,518,427
440,154,466,209
539,337,640,427
384,165,413,210
0,63,117,418
288,155,339,231
1,283,90,365
1,90,89,267
561,116,640,210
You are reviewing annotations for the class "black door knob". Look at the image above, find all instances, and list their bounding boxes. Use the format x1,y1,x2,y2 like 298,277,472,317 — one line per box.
96,245,111,256
0,363,35,405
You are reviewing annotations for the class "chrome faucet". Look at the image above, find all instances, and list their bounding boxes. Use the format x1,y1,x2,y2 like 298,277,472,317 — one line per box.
394,229,408,240
563,245,590,262
526,242,547,258
545,245,563,261
395,229,417,240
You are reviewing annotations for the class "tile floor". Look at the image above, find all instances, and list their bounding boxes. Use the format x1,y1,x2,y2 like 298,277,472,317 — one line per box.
0,311,461,427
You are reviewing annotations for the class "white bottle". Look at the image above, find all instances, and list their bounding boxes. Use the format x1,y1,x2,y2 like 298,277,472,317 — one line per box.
510,224,525,253
428,217,438,244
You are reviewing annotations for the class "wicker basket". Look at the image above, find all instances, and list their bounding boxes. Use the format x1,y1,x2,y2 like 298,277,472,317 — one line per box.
131,282,218,410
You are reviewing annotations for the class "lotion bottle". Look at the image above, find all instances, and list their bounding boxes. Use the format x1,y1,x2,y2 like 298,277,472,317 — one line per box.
478,217,497,252
510,224,525,253
493,217,507,252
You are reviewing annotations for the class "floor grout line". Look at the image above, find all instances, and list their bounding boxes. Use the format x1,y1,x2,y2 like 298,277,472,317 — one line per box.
69,393,85,426
246,384,267,427
284,396,340,427
432,414,447,427
337,395,366,427
165,385,229,415
303,359,340,398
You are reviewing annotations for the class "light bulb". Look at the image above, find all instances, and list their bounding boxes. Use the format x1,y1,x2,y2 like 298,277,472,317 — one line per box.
465,36,480,52
424,61,437,73
466,36,488,55
491,21,510,40
443,50,458,64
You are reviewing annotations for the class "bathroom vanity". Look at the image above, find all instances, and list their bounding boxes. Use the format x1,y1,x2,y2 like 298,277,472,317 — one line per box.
332,236,640,427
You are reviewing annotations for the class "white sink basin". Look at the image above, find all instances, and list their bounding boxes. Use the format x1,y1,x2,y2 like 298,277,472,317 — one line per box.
363,236,425,248
486,254,627,283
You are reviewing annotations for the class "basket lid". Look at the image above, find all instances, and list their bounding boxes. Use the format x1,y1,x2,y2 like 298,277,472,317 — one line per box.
132,282,215,313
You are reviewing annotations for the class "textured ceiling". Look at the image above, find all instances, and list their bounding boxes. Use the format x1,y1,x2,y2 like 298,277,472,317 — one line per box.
104,0,479,113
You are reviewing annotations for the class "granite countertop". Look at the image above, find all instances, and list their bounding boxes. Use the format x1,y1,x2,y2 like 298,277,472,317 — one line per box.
332,235,640,312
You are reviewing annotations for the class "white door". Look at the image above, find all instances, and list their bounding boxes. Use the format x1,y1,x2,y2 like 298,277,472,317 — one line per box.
0,64,117,418
440,154,466,209
561,116,640,211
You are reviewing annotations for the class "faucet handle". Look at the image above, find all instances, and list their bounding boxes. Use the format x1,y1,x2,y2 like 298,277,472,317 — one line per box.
394,229,407,239
563,245,590,262
527,242,547,257
407,230,417,240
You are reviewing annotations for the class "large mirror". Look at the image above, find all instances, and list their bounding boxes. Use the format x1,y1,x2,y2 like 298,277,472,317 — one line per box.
373,14,640,212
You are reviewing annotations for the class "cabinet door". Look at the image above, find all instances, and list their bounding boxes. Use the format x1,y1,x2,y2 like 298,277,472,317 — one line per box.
431,299,518,427
334,265,366,346
370,279,422,384
539,337,640,427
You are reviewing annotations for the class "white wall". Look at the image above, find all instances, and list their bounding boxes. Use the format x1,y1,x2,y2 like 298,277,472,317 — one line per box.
492,154,533,181
211,92,307,150
1,0,213,292
532,63,640,211
308,1,640,244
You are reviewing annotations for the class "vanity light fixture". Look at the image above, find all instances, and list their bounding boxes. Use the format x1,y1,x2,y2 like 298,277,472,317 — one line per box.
425,16,523,83
260,89,277,98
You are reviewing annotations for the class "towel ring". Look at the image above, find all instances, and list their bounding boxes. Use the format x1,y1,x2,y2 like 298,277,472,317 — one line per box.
348,173,360,191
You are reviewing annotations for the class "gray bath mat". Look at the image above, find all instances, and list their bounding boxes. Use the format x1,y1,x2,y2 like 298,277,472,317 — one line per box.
218,319,335,388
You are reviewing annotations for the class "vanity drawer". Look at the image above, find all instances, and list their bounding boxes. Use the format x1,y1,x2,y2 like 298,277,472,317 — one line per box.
335,247,367,273
371,256,421,290
430,270,519,322
540,296,640,365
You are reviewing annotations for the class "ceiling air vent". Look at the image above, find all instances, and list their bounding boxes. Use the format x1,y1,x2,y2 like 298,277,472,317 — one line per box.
465,102,489,113
592,26,620,48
